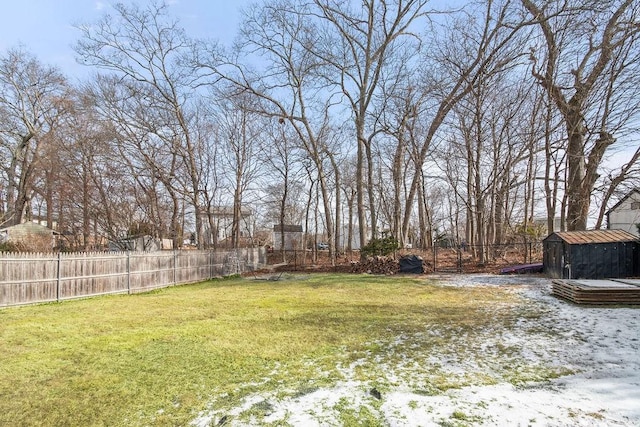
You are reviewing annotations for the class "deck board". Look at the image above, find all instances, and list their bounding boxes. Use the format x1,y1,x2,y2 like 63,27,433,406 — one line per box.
551,279,640,304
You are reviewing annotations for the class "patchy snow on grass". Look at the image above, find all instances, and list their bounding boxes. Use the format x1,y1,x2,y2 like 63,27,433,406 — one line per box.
193,275,640,426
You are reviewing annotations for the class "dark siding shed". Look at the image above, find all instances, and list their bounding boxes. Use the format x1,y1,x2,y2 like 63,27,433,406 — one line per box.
543,230,638,279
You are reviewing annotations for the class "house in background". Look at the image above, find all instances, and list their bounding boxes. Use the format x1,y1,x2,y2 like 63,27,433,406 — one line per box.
272,224,304,251
29,216,58,230
606,189,640,236
0,222,56,251
543,229,638,280
201,206,254,247
337,224,362,251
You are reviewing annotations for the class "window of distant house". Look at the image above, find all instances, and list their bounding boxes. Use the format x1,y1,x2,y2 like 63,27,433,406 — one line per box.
631,201,640,210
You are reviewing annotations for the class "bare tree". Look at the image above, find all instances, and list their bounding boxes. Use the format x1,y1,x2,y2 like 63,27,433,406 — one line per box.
48,89,103,250
198,0,341,263
0,48,69,227
376,80,427,247
194,101,224,249
83,73,181,246
214,92,265,248
397,0,532,254
339,157,358,253
523,0,640,230
309,0,428,248
446,72,540,262
260,118,306,260
75,2,209,246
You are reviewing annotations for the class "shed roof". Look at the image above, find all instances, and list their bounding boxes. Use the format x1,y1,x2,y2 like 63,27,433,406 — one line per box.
549,229,638,244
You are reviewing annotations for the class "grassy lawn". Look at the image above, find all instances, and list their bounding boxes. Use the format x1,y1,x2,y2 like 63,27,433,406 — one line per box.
0,273,564,426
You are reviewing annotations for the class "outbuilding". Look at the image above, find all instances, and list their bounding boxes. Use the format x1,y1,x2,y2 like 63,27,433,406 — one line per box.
543,229,639,280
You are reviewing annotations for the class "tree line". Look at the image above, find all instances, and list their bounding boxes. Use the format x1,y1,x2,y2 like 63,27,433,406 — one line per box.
1,0,639,262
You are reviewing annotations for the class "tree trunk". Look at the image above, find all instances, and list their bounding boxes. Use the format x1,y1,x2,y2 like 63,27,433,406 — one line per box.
392,135,404,244
82,167,91,250
356,123,368,254
565,108,588,230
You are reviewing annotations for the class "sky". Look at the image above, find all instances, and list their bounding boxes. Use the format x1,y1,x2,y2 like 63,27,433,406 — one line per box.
0,0,251,82
0,0,634,181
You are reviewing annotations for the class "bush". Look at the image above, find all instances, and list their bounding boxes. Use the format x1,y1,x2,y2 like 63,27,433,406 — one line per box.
0,241,26,252
360,237,400,257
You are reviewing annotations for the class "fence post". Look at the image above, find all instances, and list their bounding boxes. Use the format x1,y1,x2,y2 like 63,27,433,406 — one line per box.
126,251,131,294
56,252,61,302
433,245,437,273
173,250,177,284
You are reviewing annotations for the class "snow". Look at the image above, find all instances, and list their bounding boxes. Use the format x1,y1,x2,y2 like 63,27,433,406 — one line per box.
192,275,640,426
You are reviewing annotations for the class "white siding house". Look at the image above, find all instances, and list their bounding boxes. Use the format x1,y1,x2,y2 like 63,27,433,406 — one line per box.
606,189,640,237
201,206,254,246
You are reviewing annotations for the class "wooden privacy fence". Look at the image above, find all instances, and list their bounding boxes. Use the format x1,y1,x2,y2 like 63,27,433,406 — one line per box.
0,248,265,308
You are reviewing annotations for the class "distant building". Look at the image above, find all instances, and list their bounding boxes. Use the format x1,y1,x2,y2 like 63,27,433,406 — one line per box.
29,216,58,230
201,206,254,246
606,189,640,236
0,222,56,251
272,224,304,251
337,224,362,251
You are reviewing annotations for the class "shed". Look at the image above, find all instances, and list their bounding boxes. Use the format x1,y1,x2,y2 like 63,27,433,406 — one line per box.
543,230,639,279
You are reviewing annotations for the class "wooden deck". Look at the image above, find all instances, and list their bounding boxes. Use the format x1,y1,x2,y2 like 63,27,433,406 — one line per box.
551,279,640,305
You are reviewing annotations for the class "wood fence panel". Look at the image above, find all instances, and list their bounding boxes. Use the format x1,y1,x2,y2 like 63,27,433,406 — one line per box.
0,253,58,305
129,252,176,293
0,249,265,307
175,251,210,284
211,251,228,277
58,253,129,300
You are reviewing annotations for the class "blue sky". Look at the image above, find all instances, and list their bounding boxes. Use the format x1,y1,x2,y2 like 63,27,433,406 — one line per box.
0,0,251,82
